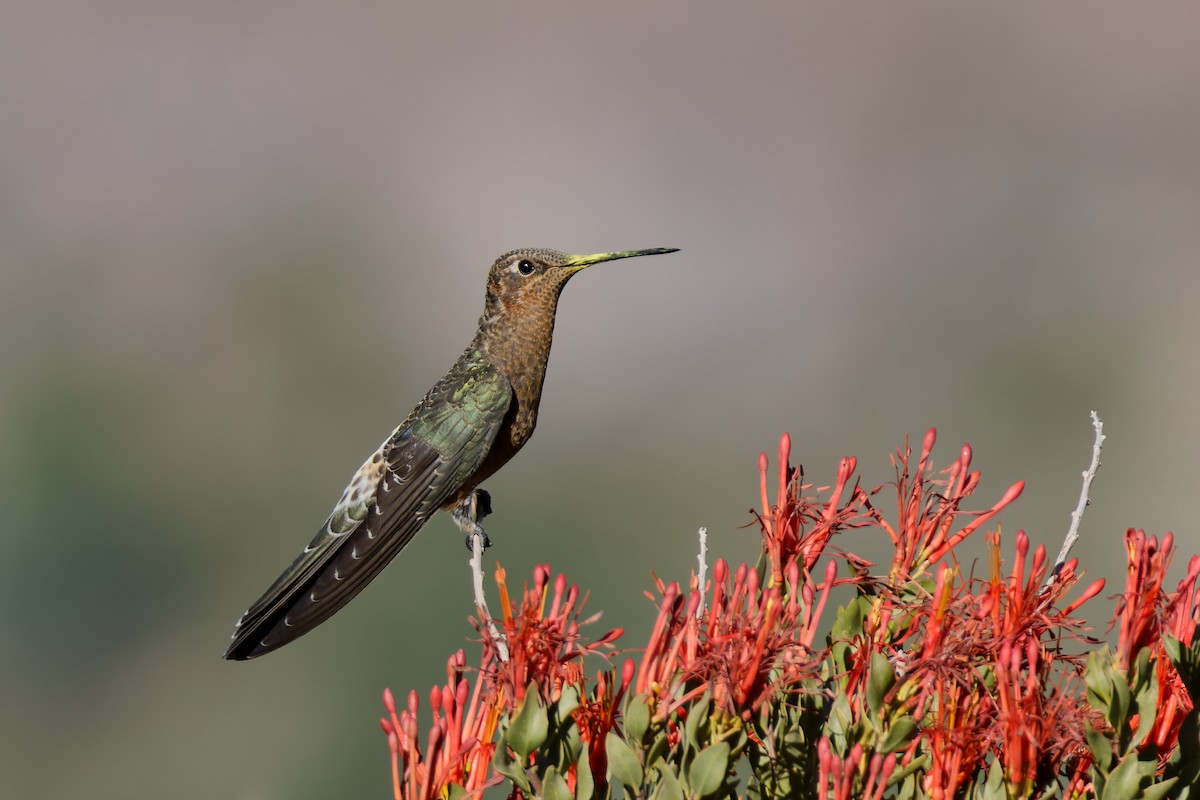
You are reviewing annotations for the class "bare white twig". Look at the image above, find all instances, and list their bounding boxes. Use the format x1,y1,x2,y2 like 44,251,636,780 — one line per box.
1049,411,1105,584
470,535,508,662
695,526,708,618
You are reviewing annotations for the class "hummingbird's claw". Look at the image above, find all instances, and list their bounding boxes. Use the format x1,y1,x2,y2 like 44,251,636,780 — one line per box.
454,489,493,550
464,529,492,551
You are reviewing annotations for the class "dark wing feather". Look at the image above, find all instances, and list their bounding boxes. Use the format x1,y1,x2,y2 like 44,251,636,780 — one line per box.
224,355,513,660
223,436,442,660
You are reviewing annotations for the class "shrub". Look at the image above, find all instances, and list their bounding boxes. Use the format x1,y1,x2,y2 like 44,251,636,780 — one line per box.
379,430,1200,799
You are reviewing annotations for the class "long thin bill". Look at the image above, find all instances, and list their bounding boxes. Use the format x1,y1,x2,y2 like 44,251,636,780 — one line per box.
564,248,680,268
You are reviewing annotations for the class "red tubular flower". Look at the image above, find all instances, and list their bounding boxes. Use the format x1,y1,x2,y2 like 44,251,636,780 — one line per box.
817,739,894,800
380,566,621,800
572,661,634,796
755,433,864,586
898,528,1104,798
1117,530,1198,757
636,580,682,697
1118,529,1174,669
488,564,621,711
1165,554,1200,645
994,638,1041,797
379,650,501,800
633,443,854,718
921,671,990,800
862,429,1024,583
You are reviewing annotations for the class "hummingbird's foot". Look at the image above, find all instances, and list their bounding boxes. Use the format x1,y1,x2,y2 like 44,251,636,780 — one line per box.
453,489,493,551
465,529,491,551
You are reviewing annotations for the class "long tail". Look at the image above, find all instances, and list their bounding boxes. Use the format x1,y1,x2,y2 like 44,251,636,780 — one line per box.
224,436,446,659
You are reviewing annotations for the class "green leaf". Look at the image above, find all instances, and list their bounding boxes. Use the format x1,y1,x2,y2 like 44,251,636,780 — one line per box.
866,651,895,715
880,753,926,800
976,758,1005,800
688,741,730,797
685,693,712,746
492,736,531,793
507,686,549,759
606,731,644,789
562,717,585,766
826,692,853,743
880,715,917,753
444,784,468,800
655,762,685,800
976,663,998,694
1163,635,1182,664
1102,752,1148,800
1168,732,1200,800
1085,650,1115,711
625,693,652,745
575,750,595,800
830,596,869,639
830,640,852,677
1132,669,1160,749
542,765,573,800
646,730,670,769
1086,723,1113,771
557,685,581,720
1166,635,1200,700
1111,670,1131,731
1141,778,1180,800
1170,765,1199,800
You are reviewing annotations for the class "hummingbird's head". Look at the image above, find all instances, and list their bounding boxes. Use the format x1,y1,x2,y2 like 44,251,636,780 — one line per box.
481,247,679,323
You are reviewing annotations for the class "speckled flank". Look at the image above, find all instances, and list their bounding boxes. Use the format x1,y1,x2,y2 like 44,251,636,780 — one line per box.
328,443,390,535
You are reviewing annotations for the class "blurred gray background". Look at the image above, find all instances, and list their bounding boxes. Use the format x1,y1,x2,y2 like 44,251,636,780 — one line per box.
3,3,1198,798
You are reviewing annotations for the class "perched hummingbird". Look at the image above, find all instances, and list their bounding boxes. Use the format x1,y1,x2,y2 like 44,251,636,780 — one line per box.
224,246,679,660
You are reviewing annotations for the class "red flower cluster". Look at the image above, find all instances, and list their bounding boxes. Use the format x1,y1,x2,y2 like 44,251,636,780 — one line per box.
377,430,1199,799
1117,530,1200,757
380,650,501,800
899,531,1104,799
488,564,623,710
380,565,623,799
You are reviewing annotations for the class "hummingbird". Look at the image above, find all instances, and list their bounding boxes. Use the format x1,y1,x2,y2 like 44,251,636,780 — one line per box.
224,246,679,660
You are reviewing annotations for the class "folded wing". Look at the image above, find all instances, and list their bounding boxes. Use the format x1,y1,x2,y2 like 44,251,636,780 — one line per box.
224,357,513,660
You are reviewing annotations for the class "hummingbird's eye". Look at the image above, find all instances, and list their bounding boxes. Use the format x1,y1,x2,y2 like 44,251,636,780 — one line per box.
516,259,535,276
